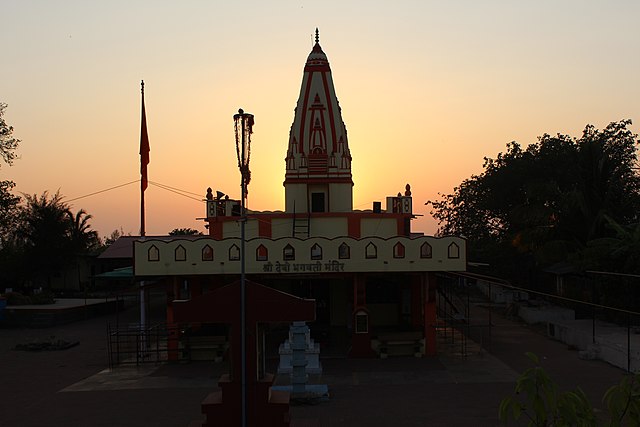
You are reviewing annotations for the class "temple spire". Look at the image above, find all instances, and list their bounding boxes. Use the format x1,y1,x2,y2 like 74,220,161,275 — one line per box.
284,31,353,214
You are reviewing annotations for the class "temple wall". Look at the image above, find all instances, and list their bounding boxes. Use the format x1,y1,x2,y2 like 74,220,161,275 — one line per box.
360,218,398,238
134,235,466,276
328,183,352,213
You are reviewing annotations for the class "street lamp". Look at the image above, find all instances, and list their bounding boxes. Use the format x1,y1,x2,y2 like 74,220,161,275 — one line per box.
233,108,254,427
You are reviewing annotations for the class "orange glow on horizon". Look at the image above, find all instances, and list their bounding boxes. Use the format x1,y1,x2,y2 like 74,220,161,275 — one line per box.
1,2,638,239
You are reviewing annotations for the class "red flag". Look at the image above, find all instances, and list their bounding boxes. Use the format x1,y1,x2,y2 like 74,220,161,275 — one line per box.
140,81,150,191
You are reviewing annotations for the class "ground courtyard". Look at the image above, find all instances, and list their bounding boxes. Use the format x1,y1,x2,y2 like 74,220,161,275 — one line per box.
0,302,628,427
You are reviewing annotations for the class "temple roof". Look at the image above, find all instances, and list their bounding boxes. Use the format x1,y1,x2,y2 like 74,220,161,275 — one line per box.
284,29,352,184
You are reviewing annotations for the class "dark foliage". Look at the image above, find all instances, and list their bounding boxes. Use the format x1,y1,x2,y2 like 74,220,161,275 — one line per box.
428,120,640,285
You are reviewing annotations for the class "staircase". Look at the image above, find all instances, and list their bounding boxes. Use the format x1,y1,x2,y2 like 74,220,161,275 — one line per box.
292,203,310,238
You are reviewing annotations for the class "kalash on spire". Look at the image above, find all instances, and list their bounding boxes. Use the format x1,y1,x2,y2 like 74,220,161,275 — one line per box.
284,28,353,214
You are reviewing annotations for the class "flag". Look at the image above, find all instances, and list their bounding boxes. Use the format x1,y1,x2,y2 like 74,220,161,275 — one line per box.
140,81,150,191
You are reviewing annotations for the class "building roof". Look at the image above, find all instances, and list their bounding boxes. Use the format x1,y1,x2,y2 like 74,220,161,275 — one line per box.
98,236,139,259
93,266,133,279
98,235,203,260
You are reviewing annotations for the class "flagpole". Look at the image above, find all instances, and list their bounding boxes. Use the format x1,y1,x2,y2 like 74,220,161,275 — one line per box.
140,80,147,238
139,80,149,353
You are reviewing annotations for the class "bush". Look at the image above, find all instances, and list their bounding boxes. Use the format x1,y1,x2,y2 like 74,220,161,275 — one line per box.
30,291,55,305
500,352,640,426
5,291,31,305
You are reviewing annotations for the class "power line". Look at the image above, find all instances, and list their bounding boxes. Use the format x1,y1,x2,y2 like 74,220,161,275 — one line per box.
67,180,139,203
66,179,206,205
149,181,204,202
148,180,205,198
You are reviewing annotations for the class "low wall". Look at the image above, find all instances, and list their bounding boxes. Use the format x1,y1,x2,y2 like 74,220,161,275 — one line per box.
547,318,640,372
519,305,575,325
2,299,121,328
476,280,529,304
476,281,640,372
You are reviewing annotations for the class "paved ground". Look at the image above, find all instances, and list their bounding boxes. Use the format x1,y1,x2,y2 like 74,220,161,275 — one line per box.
0,305,629,427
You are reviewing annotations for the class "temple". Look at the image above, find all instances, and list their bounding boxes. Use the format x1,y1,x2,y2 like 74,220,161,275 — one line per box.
134,30,466,358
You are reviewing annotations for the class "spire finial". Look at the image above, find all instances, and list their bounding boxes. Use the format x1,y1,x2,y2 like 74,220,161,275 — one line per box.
315,28,319,44
141,80,144,94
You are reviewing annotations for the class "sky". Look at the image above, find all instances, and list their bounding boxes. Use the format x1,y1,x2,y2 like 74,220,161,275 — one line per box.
1,0,639,239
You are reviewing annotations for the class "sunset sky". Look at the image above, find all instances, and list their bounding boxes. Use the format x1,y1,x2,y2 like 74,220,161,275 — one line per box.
1,1,639,239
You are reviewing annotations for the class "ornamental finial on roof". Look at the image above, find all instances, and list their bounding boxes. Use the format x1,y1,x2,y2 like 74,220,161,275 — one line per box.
315,28,319,44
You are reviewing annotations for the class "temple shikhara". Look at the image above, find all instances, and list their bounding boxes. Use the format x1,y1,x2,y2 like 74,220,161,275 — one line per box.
132,30,466,426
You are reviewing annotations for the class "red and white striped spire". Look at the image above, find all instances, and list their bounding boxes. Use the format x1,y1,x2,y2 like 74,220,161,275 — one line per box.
284,29,353,214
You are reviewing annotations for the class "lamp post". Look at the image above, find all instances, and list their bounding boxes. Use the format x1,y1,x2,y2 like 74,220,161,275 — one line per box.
234,108,254,427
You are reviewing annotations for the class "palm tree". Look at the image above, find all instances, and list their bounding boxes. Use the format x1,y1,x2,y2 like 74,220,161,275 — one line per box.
18,191,72,287
67,209,99,253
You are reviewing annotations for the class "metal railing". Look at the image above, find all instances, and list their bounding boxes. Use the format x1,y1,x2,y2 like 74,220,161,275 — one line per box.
107,322,179,368
439,270,640,372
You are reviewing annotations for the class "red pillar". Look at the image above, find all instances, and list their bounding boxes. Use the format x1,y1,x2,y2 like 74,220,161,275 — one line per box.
166,277,180,361
349,274,375,358
191,276,203,298
424,272,437,356
410,275,423,329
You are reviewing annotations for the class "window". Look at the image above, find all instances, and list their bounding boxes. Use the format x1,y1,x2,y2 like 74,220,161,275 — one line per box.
338,242,350,259
283,244,295,261
311,243,323,260
202,245,214,261
365,242,377,259
148,245,159,262
229,244,240,261
420,242,432,259
393,242,405,259
354,310,368,334
175,245,186,262
448,242,460,259
256,244,268,261
311,192,325,212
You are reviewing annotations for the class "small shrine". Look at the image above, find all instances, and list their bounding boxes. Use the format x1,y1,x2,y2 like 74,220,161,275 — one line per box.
173,280,315,427
278,322,322,375
273,321,329,401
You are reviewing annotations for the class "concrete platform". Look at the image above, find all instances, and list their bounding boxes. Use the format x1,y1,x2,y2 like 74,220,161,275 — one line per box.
2,298,120,328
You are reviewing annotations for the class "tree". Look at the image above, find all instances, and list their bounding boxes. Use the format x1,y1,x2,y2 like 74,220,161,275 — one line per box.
18,191,73,287
67,209,100,253
168,227,203,236
428,120,640,279
0,102,20,166
0,103,21,242
102,228,130,247
0,180,20,242
0,103,22,286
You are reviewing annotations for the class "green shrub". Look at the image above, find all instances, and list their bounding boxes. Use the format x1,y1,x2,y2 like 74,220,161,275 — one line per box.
29,291,55,305
500,352,640,426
